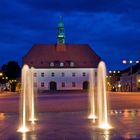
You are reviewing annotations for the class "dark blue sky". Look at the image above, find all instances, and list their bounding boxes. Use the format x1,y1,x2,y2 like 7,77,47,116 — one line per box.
0,0,140,70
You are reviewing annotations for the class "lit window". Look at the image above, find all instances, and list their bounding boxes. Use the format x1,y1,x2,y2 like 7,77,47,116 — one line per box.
34,73,37,77
41,82,44,87
62,82,65,87
62,72,65,77
41,73,44,77
50,62,54,67
70,62,74,67
51,72,55,77
72,82,76,87
60,62,64,67
72,73,75,77
83,72,86,76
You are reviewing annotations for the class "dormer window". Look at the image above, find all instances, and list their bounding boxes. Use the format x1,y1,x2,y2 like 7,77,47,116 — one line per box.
50,62,54,67
70,62,75,67
60,62,64,67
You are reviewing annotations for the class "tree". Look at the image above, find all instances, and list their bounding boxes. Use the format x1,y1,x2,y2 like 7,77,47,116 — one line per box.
1,61,21,92
1,61,21,80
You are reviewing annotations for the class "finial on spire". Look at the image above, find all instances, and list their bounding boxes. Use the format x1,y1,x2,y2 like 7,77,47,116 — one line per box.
59,16,62,20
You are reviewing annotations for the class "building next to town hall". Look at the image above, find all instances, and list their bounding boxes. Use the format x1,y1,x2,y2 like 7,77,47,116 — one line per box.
23,18,101,91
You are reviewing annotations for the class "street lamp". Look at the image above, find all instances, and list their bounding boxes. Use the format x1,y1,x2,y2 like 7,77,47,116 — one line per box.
108,70,121,91
122,60,140,92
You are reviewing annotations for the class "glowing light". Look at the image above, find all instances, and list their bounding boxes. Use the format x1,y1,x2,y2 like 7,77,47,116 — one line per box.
136,60,139,64
29,118,37,124
129,60,133,64
88,114,97,119
109,71,112,73
17,126,29,133
99,123,112,129
0,113,5,120
118,84,121,88
122,60,127,64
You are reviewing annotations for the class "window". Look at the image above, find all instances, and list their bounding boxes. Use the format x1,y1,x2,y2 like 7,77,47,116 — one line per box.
62,72,65,77
62,82,65,87
70,62,74,67
83,72,86,76
50,62,54,67
34,82,37,87
41,82,44,87
72,72,75,77
34,73,37,77
51,72,55,77
72,82,76,87
95,71,97,76
41,73,44,77
60,62,64,67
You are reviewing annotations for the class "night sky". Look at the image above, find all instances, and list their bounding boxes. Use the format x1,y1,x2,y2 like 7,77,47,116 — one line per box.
0,0,140,70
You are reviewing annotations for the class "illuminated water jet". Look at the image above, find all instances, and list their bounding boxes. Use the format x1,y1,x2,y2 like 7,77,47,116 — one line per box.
28,67,37,124
88,69,96,120
18,65,37,133
17,65,30,133
97,61,112,129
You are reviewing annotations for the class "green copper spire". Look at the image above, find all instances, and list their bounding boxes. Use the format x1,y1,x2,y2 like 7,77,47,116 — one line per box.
57,16,65,44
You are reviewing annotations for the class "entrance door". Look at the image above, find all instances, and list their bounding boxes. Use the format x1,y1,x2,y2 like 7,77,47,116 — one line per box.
83,81,89,90
50,81,57,91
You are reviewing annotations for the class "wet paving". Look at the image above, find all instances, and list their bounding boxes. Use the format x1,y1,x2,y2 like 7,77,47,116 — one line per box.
0,109,140,140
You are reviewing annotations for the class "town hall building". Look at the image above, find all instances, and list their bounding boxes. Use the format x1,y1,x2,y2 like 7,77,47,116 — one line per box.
23,18,101,91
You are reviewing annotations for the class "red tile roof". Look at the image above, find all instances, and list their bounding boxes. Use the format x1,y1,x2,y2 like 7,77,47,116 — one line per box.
23,44,101,68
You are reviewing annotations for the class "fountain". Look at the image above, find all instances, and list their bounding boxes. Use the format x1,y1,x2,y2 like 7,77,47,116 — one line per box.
28,67,37,124
97,61,111,129
88,69,96,120
18,65,30,133
17,65,37,133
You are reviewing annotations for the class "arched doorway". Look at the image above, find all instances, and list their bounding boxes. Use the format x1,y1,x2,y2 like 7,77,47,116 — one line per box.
83,81,89,90
50,81,57,91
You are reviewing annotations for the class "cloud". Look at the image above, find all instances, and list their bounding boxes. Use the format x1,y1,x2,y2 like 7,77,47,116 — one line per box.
0,0,140,70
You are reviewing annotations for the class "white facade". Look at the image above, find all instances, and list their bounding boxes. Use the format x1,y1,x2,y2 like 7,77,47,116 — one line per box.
120,69,140,91
33,68,97,91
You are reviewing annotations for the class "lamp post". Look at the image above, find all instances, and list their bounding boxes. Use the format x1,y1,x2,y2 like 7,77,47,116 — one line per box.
122,60,139,92
108,70,121,91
